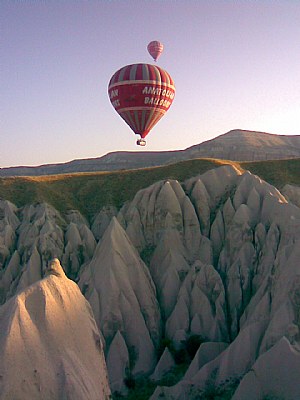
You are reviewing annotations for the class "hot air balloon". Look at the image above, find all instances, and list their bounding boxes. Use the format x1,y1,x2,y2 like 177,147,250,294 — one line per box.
108,63,175,146
147,41,163,62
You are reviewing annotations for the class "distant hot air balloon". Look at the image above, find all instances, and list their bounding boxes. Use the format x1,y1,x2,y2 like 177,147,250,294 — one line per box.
108,63,175,146
147,41,163,62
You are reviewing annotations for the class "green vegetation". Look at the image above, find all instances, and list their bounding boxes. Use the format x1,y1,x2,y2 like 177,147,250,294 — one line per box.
112,365,241,400
157,335,205,365
188,376,241,400
113,335,206,400
112,363,189,400
0,158,299,222
241,158,300,189
140,245,156,267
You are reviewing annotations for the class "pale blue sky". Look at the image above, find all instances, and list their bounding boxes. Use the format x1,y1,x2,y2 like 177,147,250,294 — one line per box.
1,0,300,167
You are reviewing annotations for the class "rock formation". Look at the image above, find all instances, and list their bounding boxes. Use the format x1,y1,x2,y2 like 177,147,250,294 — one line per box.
0,259,110,400
78,217,161,385
150,347,176,382
148,168,300,399
282,183,300,208
0,164,299,399
232,336,300,400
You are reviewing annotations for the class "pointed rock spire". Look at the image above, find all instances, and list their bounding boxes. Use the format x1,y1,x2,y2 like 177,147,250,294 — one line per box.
0,259,111,399
79,217,161,376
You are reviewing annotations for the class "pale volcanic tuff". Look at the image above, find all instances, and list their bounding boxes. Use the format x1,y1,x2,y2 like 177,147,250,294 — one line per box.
0,165,299,398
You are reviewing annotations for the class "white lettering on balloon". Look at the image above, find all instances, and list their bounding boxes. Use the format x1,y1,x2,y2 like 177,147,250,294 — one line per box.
142,87,174,99
112,99,120,107
144,97,171,108
109,89,119,99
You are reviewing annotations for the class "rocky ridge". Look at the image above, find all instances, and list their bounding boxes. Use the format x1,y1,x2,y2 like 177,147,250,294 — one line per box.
0,129,299,176
0,165,299,398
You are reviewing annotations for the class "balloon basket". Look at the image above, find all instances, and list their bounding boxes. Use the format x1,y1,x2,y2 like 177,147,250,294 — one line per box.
137,139,146,146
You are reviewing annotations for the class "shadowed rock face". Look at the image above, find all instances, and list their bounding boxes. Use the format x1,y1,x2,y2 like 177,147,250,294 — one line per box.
0,165,299,399
78,217,161,381
117,165,300,398
282,183,300,208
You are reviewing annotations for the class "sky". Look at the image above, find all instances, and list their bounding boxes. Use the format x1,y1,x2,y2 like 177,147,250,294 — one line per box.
1,0,300,168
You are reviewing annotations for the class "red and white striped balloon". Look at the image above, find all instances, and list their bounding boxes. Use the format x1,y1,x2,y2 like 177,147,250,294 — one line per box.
108,63,175,143
147,41,164,62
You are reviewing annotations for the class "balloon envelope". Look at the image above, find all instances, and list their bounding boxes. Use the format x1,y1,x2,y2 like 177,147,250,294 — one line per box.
108,63,175,141
147,41,163,61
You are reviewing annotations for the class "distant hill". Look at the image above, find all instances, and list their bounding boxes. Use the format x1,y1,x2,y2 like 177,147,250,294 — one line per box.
185,129,300,161
1,129,299,177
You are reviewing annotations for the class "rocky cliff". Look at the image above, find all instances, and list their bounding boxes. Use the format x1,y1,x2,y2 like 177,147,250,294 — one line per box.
0,165,299,399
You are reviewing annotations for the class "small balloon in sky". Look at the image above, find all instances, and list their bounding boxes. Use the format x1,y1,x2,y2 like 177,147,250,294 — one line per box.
147,41,164,62
108,63,175,146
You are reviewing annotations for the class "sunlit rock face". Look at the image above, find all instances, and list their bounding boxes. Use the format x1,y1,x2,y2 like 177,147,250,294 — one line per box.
0,259,111,400
0,165,299,399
